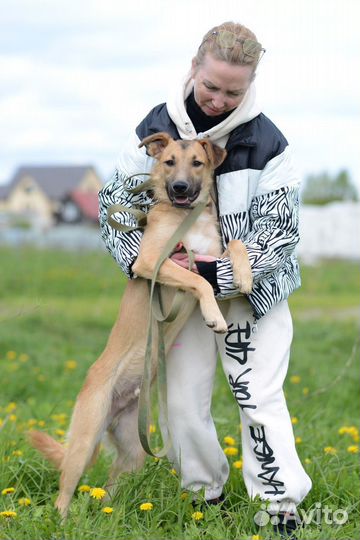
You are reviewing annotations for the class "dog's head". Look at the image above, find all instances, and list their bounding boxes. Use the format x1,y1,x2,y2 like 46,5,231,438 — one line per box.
139,132,226,208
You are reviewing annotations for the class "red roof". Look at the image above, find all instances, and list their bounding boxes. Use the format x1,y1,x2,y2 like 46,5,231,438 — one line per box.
70,190,99,221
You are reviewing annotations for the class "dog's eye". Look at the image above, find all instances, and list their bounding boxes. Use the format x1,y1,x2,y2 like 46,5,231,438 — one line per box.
192,160,203,168
164,159,175,167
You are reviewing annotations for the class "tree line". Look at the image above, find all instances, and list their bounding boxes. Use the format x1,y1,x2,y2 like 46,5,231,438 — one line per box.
301,169,359,205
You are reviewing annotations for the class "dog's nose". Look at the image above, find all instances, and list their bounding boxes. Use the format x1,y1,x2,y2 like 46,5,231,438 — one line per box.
171,181,189,194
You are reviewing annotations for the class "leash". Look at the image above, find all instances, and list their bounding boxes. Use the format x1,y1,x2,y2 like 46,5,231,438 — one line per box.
107,175,205,458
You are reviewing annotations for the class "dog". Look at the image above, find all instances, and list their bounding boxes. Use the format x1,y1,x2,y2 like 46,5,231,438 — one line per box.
29,132,253,518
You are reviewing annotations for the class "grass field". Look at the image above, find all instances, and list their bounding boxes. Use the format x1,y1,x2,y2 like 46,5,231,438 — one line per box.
0,246,359,539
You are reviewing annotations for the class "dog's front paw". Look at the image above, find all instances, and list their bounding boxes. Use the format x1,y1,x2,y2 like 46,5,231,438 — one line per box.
233,269,253,295
205,317,228,334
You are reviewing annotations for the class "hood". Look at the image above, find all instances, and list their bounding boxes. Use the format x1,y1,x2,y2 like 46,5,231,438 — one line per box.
166,71,261,142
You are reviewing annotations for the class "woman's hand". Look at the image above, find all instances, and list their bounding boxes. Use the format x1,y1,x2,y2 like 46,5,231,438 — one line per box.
170,252,216,273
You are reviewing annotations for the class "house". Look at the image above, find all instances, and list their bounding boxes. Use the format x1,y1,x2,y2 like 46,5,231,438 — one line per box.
0,165,103,227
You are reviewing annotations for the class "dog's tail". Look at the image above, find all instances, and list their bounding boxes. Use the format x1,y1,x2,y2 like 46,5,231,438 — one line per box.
28,430,65,470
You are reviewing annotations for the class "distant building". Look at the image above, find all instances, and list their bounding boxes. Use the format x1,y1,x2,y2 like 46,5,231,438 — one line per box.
0,165,103,227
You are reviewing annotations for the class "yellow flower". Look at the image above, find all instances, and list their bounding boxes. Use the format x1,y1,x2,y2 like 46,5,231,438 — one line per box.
89,487,106,500
140,502,153,511
224,446,238,456
5,402,16,413
51,413,67,426
12,450,23,457
338,426,359,441
55,429,65,437
38,420,46,427
347,445,359,454
233,459,243,469
291,417,299,424
2,487,15,495
295,436,302,444
65,360,77,370
149,424,156,434
6,351,17,361
27,419,38,428
324,446,337,455
19,353,29,363
304,458,312,464
302,387,309,396
0,510,17,518
223,435,236,446
290,375,301,384
18,497,31,506
180,492,188,500
170,468,177,475
191,511,204,521
102,506,113,514
78,485,91,493
252,535,262,540
0,418,3,427
9,414,17,422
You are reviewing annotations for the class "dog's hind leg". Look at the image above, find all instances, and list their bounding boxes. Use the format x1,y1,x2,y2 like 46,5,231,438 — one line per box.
105,402,146,496
55,379,115,518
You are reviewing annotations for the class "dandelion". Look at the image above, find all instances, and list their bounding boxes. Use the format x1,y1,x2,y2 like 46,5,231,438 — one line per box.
102,506,113,514
149,424,156,434
9,414,17,422
233,460,243,469
180,492,188,500
295,437,302,444
140,502,153,511
19,353,29,363
338,426,359,442
78,485,91,493
224,446,238,456
223,435,236,446
6,351,17,361
290,375,301,384
55,429,65,437
324,446,337,455
27,419,38,428
89,487,106,500
0,510,17,519
170,468,177,475
51,413,67,426
5,402,16,413
302,387,309,396
291,417,299,424
347,445,359,454
65,360,77,371
18,497,31,506
251,535,262,540
38,420,46,427
12,450,23,457
2,487,15,495
304,458,312,464
191,511,204,521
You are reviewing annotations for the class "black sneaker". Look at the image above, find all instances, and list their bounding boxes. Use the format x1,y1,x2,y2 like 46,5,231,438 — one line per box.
272,511,302,539
192,493,225,509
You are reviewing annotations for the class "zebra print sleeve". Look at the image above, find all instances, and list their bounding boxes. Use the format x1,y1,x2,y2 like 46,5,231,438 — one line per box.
98,169,153,278
215,185,300,297
244,185,300,282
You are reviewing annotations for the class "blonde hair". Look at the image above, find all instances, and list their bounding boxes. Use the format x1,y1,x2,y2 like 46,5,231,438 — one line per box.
194,21,264,72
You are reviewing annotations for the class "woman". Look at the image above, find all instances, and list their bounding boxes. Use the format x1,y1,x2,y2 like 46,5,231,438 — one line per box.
99,21,311,535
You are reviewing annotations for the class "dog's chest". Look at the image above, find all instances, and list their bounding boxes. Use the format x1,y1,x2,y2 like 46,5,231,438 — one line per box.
182,212,222,257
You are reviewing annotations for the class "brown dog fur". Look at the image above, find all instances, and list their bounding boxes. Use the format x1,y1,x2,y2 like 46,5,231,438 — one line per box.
29,133,253,518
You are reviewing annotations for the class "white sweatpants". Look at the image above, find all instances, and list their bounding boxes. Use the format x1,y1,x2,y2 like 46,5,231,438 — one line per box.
163,297,312,507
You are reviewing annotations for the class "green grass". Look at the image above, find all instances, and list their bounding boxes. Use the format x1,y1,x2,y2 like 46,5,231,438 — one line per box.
0,247,359,539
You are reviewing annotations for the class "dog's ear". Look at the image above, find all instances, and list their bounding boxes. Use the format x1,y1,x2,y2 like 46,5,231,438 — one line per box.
138,132,173,159
198,140,227,169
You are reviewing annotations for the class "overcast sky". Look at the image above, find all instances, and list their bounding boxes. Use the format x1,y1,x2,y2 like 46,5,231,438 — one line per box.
1,0,359,192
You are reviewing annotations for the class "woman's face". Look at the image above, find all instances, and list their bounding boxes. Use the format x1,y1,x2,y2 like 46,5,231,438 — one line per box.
191,53,254,116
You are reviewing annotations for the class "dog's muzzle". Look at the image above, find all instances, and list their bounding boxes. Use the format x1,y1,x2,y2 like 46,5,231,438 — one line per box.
167,181,200,208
